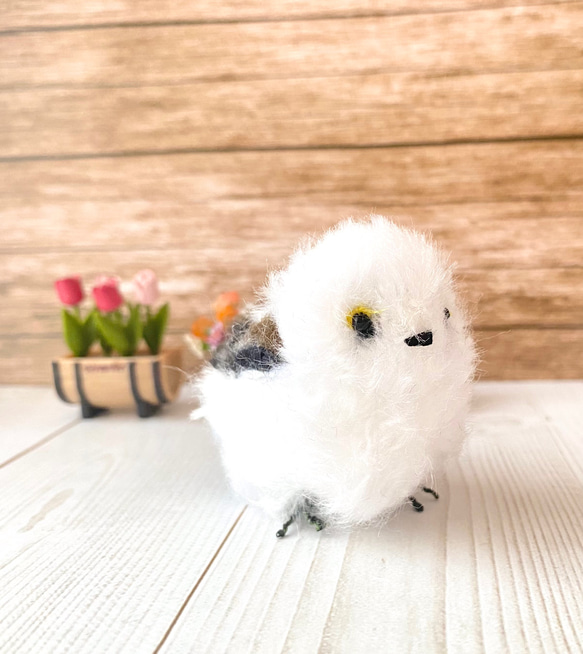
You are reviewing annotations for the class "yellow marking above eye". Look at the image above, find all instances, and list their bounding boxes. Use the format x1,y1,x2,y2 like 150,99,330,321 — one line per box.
345,306,378,328
346,306,381,339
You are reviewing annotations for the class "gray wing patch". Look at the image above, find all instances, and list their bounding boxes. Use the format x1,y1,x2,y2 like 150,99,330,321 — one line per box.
211,315,284,375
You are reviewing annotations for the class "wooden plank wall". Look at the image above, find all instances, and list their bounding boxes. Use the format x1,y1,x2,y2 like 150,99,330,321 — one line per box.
1,1,582,384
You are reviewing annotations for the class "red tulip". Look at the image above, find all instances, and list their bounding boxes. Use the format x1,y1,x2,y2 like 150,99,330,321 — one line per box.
92,276,124,312
55,276,84,306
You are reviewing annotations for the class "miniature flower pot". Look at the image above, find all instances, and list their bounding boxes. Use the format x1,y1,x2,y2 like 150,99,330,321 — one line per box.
52,348,183,418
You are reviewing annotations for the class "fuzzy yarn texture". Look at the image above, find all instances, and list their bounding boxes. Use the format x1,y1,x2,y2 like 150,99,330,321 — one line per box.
195,217,477,529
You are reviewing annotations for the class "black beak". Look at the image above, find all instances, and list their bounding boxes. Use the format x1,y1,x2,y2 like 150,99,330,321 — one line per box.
405,331,433,347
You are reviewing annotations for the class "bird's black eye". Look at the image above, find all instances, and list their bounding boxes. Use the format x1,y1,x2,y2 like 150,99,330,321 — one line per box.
444,308,451,320
346,306,378,339
351,312,375,338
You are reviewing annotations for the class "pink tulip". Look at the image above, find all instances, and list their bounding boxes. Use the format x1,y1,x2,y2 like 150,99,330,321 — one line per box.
133,269,160,306
92,276,124,312
55,276,84,306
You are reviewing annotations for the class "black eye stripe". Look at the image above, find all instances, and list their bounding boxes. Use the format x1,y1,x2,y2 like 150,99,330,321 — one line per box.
351,312,375,339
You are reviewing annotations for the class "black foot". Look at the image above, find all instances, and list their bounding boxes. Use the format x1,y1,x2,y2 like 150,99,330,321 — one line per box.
306,513,325,531
422,486,439,500
80,401,108,419
303,498,325,532
409,496,424,512
276,515,294,539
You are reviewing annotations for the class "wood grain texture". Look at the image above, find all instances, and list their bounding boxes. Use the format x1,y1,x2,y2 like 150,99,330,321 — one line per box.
3,198,583,266
4,0,576,30
0,399,245,653
2,141,582,202
474,329,583,379
0,387,79,467
156,381,583,654
2,1,582,381
4,69,583,157
1,382,581,652
2,5,582,88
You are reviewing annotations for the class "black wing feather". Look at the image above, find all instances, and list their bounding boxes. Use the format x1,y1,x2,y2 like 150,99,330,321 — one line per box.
210,317,283,375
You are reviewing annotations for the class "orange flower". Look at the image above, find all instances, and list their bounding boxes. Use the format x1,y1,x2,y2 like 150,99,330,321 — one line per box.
213,291,240,324
191,316,214,338
216,304,238,324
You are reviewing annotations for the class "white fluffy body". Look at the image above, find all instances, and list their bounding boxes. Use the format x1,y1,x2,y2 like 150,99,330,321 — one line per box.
197,217,476,528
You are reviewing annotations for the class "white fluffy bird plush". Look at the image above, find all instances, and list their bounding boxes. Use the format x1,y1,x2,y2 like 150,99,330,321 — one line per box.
197,217,476,537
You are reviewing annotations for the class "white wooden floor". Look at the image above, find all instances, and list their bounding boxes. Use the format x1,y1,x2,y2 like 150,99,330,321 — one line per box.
1,382,582,654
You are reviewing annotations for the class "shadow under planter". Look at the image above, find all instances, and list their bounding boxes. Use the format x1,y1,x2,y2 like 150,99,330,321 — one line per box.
52,348,184,418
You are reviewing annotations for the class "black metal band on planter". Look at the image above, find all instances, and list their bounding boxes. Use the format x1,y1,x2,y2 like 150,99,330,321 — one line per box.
74,362,107,419
152,361,168,404
128,362,159,418
52,361,73,404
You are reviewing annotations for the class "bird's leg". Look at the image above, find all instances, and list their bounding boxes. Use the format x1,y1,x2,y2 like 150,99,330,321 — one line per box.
409,496,424,512
276,515,295,539
306,512,326,531
304,499,326,532
422,486,439,500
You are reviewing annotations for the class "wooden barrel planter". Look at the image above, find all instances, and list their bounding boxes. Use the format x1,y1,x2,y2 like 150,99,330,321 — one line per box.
52,348,184,418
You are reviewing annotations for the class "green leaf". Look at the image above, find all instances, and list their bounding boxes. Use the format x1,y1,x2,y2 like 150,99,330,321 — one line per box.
99,335,113,355
143,303,169,354
83,310,96,339
125,304,143,355
95,313,131,355
142,322,155,354
155,303,169,336
61,309,88,357
81,310,97,352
